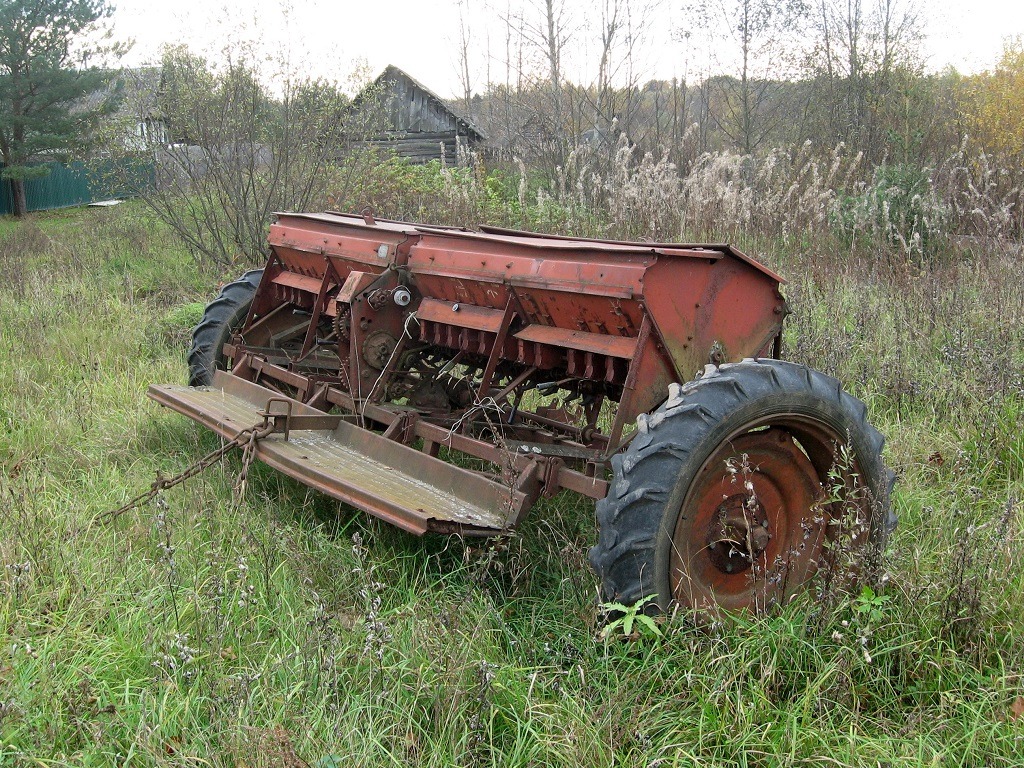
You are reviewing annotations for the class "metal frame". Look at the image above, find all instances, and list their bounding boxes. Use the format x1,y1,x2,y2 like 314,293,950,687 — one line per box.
152,211,786,537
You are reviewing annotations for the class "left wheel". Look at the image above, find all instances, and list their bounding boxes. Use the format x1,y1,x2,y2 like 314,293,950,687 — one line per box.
588,359,896,615
187,270,263,386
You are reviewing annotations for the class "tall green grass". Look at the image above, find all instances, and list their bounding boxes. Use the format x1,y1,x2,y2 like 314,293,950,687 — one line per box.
0,205,1021,766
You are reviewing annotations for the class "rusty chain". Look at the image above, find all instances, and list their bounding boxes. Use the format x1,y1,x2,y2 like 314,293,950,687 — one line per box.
99,423,275,524
231,425,263,507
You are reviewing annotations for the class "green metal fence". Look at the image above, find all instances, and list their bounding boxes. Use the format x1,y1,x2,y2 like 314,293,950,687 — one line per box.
0,159,153,215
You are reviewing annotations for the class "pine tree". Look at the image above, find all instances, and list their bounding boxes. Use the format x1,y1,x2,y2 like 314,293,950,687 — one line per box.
0,0,124,216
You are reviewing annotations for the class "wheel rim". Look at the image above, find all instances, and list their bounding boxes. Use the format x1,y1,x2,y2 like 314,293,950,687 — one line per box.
669,417,869,613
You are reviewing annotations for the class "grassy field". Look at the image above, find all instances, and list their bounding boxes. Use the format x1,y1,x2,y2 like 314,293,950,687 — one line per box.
0,204,1022,766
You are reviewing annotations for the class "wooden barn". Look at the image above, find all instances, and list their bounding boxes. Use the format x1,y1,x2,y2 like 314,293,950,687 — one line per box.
354,65,485,163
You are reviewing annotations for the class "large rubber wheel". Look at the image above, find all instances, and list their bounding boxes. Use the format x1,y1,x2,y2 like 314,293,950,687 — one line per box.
187,270,263,386
589,359,896,615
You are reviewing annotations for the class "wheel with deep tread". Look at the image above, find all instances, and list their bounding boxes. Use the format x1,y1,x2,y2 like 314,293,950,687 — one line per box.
588,359,896,615
187,270,263,387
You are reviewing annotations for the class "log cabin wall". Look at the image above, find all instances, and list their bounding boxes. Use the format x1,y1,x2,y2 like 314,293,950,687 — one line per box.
360,66,485,164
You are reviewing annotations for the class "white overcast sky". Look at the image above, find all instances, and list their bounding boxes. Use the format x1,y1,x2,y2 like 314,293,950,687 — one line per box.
110,0,1024,97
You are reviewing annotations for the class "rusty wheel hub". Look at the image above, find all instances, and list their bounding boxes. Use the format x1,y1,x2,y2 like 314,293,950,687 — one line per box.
670,425,841,613
705,494,771,575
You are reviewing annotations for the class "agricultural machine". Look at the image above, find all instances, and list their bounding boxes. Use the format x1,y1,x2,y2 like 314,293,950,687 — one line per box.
150,211,895,613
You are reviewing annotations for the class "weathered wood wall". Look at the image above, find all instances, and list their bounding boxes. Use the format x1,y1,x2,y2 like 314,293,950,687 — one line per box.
362,68,483,164
365,131,465,163
386,76,459,134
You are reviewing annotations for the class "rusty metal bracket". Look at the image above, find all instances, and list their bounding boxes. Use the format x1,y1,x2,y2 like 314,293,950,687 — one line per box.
479,297,520,397
502,458,542,527
297,260,340,361
540,457,565,499
507,440,604,462
381,410,419,444
258,397,350,440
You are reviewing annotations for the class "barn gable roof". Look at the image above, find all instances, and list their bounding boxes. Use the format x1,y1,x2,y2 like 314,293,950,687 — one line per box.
357,65,486,143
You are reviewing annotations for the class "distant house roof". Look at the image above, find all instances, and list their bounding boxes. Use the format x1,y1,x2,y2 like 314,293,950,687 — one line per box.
356,65,486,144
